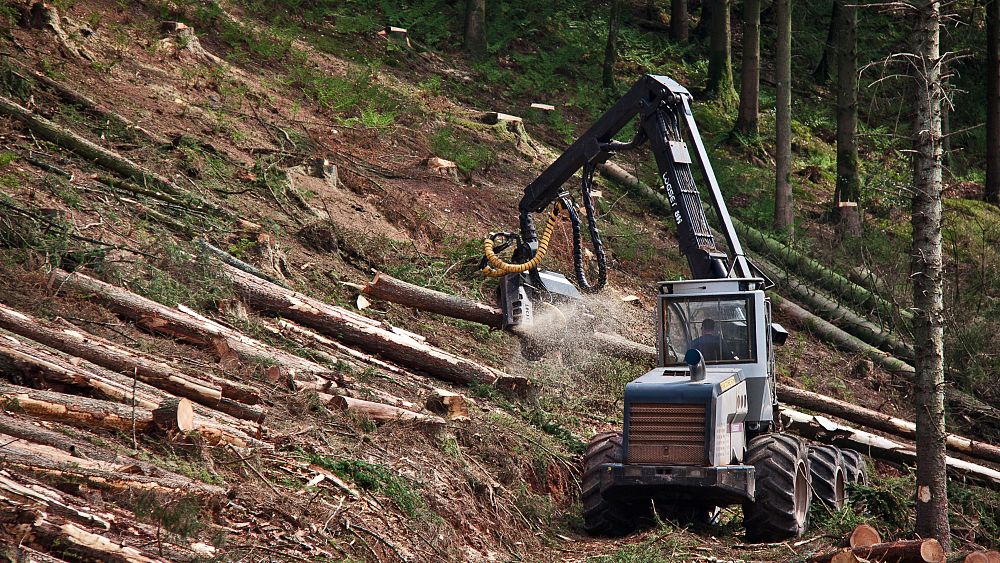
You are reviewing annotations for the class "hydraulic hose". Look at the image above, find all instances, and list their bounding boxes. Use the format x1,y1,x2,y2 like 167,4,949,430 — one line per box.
481,200,565,277
569,162,608,292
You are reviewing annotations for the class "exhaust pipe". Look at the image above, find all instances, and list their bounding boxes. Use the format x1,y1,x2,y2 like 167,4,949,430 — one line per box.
685,349,706,382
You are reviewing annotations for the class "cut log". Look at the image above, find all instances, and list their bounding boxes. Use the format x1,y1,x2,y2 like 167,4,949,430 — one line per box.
0,469,112,530
0,382,260,449
808,539,943,563
363,271,504,328
985,551,1000,563
22,65,170,145
829,552,861,563
425,388,470,420
0,94,226,218
848,523,881,548
755,258,914,360
778,385,1000,464
781,408,1000,487
197,238,289,288
590,331,657,362
0,501,165,563
0,303,265,421
966,553,990,563
329,395,445,427
220,263,530,393
50,268,330,380
152,397,195,432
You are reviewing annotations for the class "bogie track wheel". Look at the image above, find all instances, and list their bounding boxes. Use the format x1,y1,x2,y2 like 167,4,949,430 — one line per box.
841,449,869,486
743,433,811,542
808,445,846,510
581,431,635,536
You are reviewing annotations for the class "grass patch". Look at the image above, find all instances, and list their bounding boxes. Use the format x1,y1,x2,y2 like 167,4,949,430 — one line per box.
431,125,495,173
309,455,425,518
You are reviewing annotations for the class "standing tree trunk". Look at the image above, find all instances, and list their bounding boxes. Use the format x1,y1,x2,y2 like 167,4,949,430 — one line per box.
910,0,951,550
671,0,689,43
734,0,761,137
987,0,1000,203
694,0,713,40
773,0,793,232
464,0,487,59
604,0,624,90
834,0,861,236
813,1,840,85
706,0,736,108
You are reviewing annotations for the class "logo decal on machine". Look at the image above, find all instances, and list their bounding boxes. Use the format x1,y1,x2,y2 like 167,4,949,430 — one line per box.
719,376,737,392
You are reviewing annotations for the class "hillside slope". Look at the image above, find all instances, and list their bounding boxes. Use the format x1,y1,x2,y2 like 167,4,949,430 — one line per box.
0,1,997,561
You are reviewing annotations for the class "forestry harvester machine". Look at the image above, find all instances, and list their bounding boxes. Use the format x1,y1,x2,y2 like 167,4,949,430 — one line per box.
479,75,868,540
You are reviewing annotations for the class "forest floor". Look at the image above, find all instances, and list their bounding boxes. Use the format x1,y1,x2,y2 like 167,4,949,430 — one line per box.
0,1,996,561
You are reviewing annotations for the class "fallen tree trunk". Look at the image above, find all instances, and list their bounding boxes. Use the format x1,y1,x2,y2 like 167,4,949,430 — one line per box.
362,271,657,364
0,500,165,563
781,408,1000,487
0,303,264,421
778,385,1000,464
330,395,444,427
0,94,219,217
848,523,881,548
363,271,504,328
755,258,914,360
221,263,530,393
807,538,944,563
773,296,1000,427
425,388,470,420
50,268,331,380
0,469,112,531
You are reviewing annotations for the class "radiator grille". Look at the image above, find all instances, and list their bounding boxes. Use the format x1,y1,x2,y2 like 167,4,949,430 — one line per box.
626,403,707,465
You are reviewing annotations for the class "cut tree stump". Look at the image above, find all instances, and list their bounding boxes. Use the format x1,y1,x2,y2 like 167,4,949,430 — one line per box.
782,408,1000,487
808,539,944,563
778,385,1000,464
425,389,470,420
483,112,522,124
848,523,881,548
152,397,195,432
330,395,445,428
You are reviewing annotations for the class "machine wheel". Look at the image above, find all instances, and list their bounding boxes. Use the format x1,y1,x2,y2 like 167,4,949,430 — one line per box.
841,449,869,486
808,445,845,510
743,433,811,542
581,431,634,536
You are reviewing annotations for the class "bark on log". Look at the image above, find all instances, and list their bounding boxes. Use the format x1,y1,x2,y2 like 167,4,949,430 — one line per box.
778,385,1000,464
425,388,470,420
0,94,224,218
848,523,881,548
0,469,112,530
807,538,944,563
362,270,656,364
0,501,165,563
363,271,504,328
221,263,530,393
0,382,261,449
330,395,445,427
0,303,265,421
0,331,159,410
773,295,1000,428
781,408,1000,487
151,397,195,432
755,258,914,360
23,66,170,145
50,268,330,380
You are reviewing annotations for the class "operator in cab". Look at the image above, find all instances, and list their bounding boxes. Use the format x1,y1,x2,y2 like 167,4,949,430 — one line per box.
691,318,722,361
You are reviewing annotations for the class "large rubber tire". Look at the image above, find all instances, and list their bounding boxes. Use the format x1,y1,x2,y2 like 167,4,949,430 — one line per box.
743,433,812,542
808,445,846,510
581,432,635,536
841,449,869,486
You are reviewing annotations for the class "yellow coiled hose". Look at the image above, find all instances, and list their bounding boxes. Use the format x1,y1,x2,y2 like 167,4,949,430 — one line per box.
481,201,564,277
